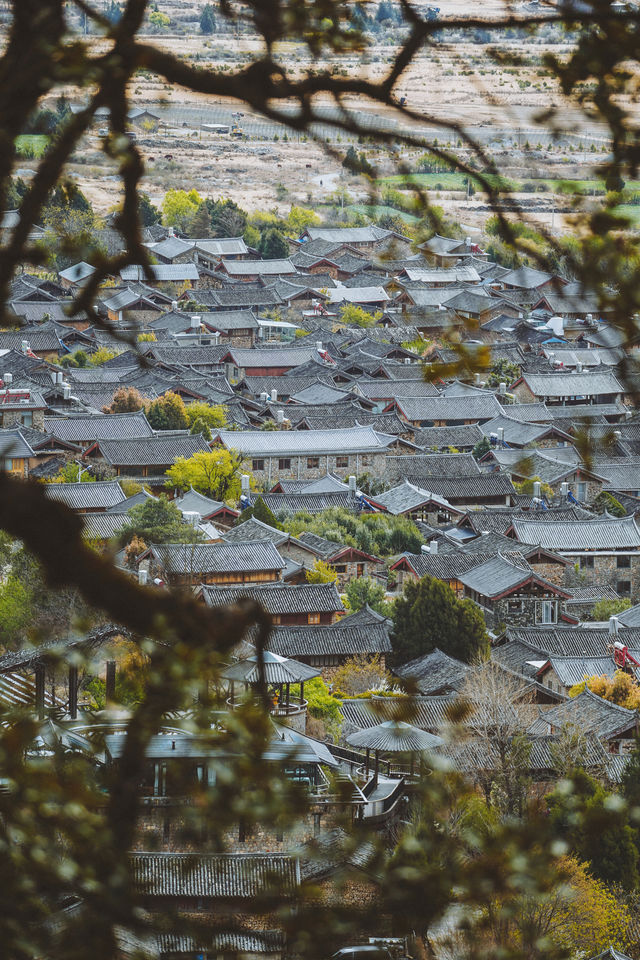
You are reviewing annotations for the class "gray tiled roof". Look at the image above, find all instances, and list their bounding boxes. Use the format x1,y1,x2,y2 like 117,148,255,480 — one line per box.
174,487,227,517
149,540,284,575
519,371,624,397
201,582,344,614
367,480,456,515
130,852,299,898
391,394,503,423
528,687,638,739
543,655,638,686
261,492,354,514
267,620,391,658
44,412,153,443
120,264,199,282
43,479,126,510
511,515,640,551
95,433,210,467
395,648,470,694
387,452,480,479
458,554,565,599
216,425,398,456
403,473,516,500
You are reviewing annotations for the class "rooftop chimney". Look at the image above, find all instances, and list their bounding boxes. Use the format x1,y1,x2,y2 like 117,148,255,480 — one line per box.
348,475,356,499
190,315,201,329
270,388,278,403
533,480,542,499
576,361,583,373
276,409,285,425
171,301,178,311
3,373,12,386
241,474,251,497
560,481,569,496
138,568,148,586
609,615,620,636
62,384,71,400
21,340,30,355
429,540,438,554
497,426,505,445
260,391,269,403
316,341,323,353
499,381,507,395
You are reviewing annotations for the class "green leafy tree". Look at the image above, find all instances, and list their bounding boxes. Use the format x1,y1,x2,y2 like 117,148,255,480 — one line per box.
259,227,288,258
50,462,95,483
165,449,246,501
345,576,388,614
138,192,162,226
286,205,320,235
117,495,201,546
200,3,215,33
206,197,248,238
0,576,32,650
472,435,491,459
145,392,189,431
189,417,212,441
237,496,282,529
591,596,632,620
391,575,488,665
547,768,639,890
593,490,627,517
189,201,211,237
485,358,521,388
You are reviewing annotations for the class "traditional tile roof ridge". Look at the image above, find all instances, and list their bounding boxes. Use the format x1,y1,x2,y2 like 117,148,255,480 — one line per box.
458,552,570,599
130,851,300,899
148,540,285,575
515,370,624,396
510,514,640,550
200,581,345,614
173,486,227,516
91,433,211,467
43,479,127,510
540,654,638,686
528,686,638,739
366,479,457,515
44,411,153,443
266,621,391,658
214,424,401,456
403,473,517,499
395,648,470,693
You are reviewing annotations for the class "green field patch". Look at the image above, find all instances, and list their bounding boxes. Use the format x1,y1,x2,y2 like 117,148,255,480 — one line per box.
345,203,420,223
15,135,49,158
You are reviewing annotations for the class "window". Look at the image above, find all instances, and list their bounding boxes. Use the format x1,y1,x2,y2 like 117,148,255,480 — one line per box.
336,455,349,468
508,600,524,613
579,556,594,569
618,581,632,596
1,458,13,471
307,457,320,469
278,458,291,470
333,564,347,574
252,459,264,471
536,600,557,624
307,613,320,624
617,555,631,568
18,412,32,427
576,482,587,501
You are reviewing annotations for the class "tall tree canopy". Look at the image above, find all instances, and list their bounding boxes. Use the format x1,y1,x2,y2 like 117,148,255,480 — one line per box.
391,575,489,665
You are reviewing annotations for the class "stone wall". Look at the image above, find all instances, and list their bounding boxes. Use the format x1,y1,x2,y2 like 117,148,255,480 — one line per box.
563,553,640,601
251,451,391,485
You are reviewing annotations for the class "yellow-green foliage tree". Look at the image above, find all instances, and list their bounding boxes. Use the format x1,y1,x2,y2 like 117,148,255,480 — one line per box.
162,188,203,231
165,449,246,501
485,856,630,955
183,401,227,431
286,205,320,235
570,669,640,710
339,304,382,328
89,346,118,366
305,559,338,584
